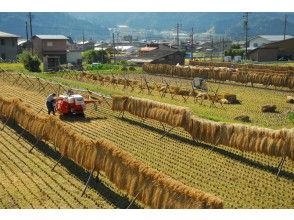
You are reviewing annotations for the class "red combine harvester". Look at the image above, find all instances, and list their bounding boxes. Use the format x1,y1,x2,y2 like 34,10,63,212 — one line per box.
56,94,96,116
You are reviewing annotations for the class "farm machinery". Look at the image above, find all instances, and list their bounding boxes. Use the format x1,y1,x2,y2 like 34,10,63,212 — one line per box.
55,93,100,117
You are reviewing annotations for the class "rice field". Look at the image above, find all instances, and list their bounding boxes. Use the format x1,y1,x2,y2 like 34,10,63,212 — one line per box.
0,74,294,208
0,120,116,208
47,71,294,129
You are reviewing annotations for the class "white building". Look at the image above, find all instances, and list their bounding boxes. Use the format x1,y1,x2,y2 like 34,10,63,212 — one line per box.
115,45,137,54
249,35,294,50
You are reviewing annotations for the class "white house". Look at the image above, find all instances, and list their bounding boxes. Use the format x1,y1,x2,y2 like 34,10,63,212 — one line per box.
249,35,294,50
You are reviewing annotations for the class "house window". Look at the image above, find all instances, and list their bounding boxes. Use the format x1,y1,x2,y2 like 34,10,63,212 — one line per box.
12,39,15,47
47,41,53,47
253,43,258,47
1,53,6,61
1,39,5,46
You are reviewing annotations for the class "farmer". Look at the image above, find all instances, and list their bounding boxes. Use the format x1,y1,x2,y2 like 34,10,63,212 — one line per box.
66,89,74,96
46,93,57,115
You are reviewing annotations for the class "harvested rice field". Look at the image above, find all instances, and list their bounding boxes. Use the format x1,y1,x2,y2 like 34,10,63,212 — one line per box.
43,71,294,129
0,120,116,208
0,73,294,208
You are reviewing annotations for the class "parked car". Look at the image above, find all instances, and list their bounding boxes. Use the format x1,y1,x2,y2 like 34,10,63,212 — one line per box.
278,56,289,61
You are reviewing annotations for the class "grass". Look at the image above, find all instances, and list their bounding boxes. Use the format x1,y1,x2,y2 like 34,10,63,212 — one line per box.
0,63,28,73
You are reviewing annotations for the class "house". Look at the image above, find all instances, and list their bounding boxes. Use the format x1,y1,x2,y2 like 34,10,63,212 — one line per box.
248,38,294,62
32,35,68,64
0,31,19,62
249,35,294,50
129,44,185,66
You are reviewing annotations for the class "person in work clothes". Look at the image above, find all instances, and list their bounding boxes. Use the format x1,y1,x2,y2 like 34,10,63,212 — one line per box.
46,93,57,115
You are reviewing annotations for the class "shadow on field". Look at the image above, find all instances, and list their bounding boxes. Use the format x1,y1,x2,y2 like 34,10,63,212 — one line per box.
118,116,294,181
59,114,107,122
3,119,140,209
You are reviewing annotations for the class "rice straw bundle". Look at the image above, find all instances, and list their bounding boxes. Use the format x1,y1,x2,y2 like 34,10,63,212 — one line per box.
111,95,129,112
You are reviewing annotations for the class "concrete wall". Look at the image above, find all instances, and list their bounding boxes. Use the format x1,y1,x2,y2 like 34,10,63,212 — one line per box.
0,37,18,61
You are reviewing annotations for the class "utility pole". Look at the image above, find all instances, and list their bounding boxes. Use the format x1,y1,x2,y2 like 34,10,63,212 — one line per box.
82,30,85,51
176,23,180,48
28,12,33,54
101,41,104,64
243,12,249,60
222,36,225,62
112,32,116,64
25,21,29,42
210,35,214,60
191,27,194,60
284,14,288,40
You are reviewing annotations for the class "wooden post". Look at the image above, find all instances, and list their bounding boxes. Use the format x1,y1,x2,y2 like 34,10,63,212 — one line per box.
126,189,143,209
51,155,64,171
81,168,95,197
276,156,286,178
159,126,176,140
28,138,41,153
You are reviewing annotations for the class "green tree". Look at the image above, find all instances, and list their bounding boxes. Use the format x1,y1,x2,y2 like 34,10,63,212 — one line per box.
231,44,241,49
82,49,110,64
18,51,41,72
225,45,245,58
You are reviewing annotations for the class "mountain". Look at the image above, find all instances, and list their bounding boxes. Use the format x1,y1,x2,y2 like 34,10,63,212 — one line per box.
0,12,109,40
0,12,293,41
71,12,294,39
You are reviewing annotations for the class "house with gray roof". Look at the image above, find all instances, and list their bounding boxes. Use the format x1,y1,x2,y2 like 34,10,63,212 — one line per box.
0,31,19,62
249,35,294,50
129,44,185,66
32,35,68,64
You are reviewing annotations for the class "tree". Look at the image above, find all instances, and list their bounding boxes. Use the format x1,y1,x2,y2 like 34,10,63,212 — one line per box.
18,51,41,72
225,45,245,58
82,49,110,64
